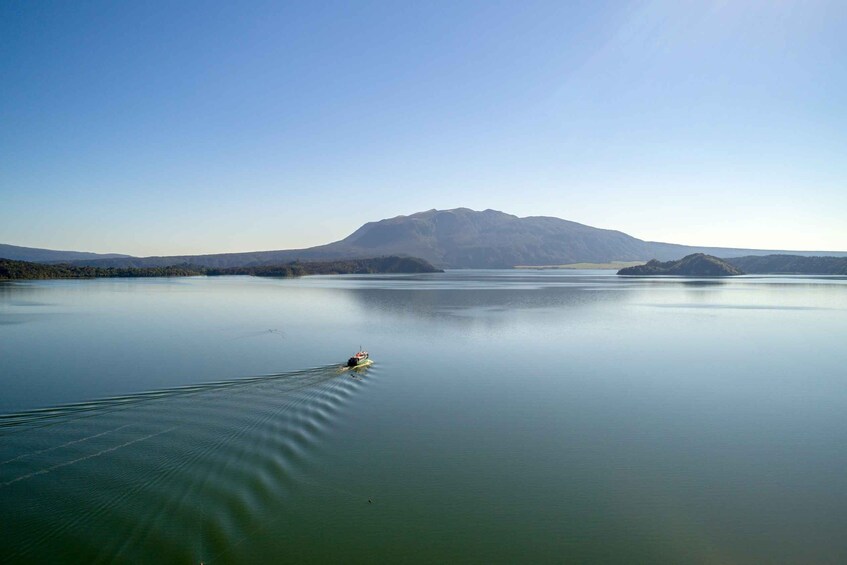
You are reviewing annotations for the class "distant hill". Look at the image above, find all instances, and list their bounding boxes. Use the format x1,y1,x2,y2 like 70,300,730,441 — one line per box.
321,208,661,268
724,255,847,275
618,254,743,276
0,243,130,263
6,208,847,269
0,256,440,280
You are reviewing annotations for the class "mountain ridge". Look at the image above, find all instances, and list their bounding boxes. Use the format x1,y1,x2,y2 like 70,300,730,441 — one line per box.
4,208,846,269
0,243,130,263
724,255,847,275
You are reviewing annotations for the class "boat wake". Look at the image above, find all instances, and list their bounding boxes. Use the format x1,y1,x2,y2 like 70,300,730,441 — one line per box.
0,362,375,562
0,365,347,434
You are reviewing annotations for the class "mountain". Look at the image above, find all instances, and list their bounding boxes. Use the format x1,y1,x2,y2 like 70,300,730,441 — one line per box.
307,208,847,267
0,243,130,263
618,254,743,276
724,255,847,275
321,208,662,268
5,208,846,269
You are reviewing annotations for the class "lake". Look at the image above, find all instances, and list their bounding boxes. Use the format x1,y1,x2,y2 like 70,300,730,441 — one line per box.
2,271,846,563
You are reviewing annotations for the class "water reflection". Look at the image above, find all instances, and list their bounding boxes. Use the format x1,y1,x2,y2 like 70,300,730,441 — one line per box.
2,272,847,563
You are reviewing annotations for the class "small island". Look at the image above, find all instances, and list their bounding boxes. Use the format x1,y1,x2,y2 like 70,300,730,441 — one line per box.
0,256,441,281
617,253,743,276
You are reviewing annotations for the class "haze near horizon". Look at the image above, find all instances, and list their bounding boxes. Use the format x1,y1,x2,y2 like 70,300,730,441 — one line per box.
2,1,845,256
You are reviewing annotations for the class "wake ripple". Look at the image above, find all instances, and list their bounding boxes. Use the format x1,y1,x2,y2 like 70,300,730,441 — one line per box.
0,362,377,563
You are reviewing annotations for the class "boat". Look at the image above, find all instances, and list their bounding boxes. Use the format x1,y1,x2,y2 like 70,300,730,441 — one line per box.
347,350,370,367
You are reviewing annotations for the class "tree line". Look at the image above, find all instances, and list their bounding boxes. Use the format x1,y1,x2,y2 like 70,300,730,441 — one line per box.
0,256,440,280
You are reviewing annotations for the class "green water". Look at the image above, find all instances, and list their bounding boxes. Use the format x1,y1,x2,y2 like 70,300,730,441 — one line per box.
2,271,847,563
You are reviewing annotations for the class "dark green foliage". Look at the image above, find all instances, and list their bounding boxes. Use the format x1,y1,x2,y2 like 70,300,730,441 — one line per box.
723,255,847,275
207,256,440,277
617,254,743,276
0,256,440,280
0,259,204,279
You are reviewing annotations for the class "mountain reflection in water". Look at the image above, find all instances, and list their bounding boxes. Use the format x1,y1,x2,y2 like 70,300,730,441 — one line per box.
1,272,847,562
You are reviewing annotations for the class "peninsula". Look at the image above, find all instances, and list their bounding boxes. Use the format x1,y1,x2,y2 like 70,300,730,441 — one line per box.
617,254,743,276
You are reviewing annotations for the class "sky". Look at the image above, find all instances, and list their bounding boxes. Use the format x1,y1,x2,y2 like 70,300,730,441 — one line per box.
1,0,846,256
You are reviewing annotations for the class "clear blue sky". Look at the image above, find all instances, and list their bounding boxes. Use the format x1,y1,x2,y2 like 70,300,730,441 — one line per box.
2,0,845,255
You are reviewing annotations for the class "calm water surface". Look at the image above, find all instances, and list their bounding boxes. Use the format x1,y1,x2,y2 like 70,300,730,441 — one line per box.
1,271,846,563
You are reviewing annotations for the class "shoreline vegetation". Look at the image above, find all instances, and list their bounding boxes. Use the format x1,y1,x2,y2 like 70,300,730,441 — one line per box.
4,253,846,281
0,256,441,281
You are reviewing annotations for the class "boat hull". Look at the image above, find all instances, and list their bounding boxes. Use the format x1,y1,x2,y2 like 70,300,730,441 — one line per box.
340,359,373,371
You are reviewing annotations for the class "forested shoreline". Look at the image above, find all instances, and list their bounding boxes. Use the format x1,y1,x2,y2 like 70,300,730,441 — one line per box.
0,256,441,280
